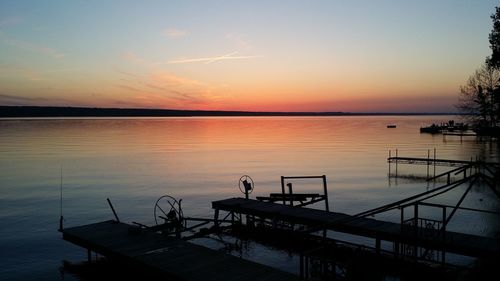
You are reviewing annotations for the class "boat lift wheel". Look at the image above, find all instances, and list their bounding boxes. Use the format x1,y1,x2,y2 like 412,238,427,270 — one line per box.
238,175,254,198
154,195,184,226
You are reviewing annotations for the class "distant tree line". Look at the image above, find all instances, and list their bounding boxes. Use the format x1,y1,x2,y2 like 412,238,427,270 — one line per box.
458,7,500,130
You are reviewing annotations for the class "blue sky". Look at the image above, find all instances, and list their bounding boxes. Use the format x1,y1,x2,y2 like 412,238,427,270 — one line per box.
0,0,498,112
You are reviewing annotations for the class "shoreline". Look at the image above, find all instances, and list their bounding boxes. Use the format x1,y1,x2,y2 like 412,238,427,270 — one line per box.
0,105,459,118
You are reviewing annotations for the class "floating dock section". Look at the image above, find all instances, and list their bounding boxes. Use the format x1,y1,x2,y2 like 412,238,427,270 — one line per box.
61,220,299,281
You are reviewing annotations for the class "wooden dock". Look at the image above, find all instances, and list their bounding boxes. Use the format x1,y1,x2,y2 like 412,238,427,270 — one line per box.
212,198,500,259
61,220,299,281
387,156,474,167
442,132,477,137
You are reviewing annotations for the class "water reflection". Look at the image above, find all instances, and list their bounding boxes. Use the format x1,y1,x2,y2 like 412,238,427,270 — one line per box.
0,116,498,280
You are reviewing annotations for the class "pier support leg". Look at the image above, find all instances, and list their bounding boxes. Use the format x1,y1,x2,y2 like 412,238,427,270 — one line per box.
305,257,309,280
214,209,219,228
388,150,392,186
281,176,286,205
395,149,398,177
433,148,436,178
376,238,381,255
427,149,430,179
299,254,304,279
394,242,399,257
87,249,92,263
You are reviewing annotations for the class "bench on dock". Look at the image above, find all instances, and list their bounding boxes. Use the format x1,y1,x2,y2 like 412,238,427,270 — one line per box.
256,193,324,203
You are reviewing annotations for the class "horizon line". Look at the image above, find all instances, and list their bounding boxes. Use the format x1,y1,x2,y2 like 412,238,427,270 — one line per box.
0,105,461,118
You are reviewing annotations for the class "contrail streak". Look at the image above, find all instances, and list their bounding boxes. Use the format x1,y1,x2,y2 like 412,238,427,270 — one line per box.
167,52,262,64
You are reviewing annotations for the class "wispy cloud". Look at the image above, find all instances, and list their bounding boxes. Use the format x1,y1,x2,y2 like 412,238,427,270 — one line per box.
225,33,253,50
121,52,147,64
43,68,77,73
115,68,224,108
149,71,205,87
0,64,76,81
164,28,187,38
0,33,65,58
0,93,75,106
117,84,145,93
168,52,262,64
0,16,23,28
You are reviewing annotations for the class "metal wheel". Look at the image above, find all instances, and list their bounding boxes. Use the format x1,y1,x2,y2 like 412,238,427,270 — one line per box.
238,175,254,195
154,195,183,226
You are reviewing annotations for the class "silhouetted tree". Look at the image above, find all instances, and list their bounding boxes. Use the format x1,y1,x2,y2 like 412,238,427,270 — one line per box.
487,7,500,69
458,7,500,129
458,64,500,126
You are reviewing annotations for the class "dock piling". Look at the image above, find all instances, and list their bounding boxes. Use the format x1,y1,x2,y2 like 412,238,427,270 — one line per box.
427,149,430,179
214,209,219,228
395,149,398,176
433,148,436,178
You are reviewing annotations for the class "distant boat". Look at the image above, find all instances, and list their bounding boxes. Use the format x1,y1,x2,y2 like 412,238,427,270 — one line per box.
387,124,397,128
420,124,441,134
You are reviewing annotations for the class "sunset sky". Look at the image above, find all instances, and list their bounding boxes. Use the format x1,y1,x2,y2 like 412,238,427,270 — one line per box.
0,0,497,113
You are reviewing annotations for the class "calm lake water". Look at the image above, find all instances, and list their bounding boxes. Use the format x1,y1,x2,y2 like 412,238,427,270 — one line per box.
0,116,498,280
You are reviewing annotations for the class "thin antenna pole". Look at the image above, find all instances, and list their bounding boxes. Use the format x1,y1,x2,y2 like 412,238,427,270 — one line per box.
60,165,63,217
59,165,63,231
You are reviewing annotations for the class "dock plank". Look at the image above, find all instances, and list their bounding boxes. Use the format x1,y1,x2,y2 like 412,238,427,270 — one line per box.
62,220,299,281
212,198,500,259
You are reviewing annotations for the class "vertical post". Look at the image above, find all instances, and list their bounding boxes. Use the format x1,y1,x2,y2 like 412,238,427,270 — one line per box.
433,148,436,178
442,206,446,264
475,156,478,173
427,149,430,179
413,203,419,259
395,149,398,177
280,176,286,205
299,253,304,279
400,205,405,257
388,150,391,179
287,183,294,206
322,175,330,212
394,242,400,257
59,216,64,232
414,203,419,227
59,166,63,231
376,237,381,255
214,209,219,228
87,249,92,262
305,256,309,280
107,198,120,223
400,206,404,226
